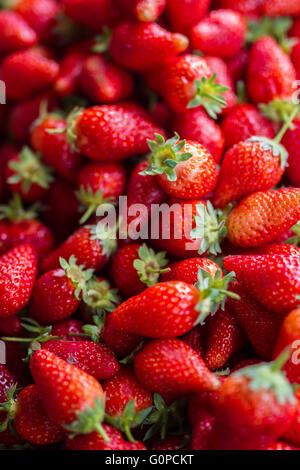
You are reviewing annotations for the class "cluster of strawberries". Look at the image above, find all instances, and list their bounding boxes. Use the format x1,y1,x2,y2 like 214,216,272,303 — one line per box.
1,0,300,452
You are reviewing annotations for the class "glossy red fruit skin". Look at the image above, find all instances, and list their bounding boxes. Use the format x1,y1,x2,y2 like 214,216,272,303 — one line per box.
221,104,274,150
13,0,59,42
172,109,225,164
228,49,250,83
166,0,210,34
116,0,166,22
42,340,119,380
74,104,165,162
62,0,120,32
14,384,64,445
0,11,37,54
0,244,37,318
51,319,87,342
204,56,237,116
0,315,24,337
217,0,264,16
134,339,220,399
282,121,300,187
78,162,126,201
102,366,152,416
284,389,300,448
111,244,146,298
273,309,300,384
191,9,247,59
247,37,297,104
55,50,86,97
161,258,220,284
102,313,142,358
65,425,146,450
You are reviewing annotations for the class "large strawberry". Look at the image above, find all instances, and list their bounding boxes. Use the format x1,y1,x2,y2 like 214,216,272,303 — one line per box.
116,0,166,22
0,10,37,54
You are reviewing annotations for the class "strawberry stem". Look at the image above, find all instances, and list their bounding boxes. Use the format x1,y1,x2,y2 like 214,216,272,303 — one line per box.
133,244,169,287
188,74,228,119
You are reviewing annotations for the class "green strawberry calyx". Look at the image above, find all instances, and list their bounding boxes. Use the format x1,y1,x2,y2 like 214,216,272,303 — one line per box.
259,99,300,123
92,27,112,54
190,201,228,256
64,396,109,441
247,16,297,53
47,107,84,153
76,187,116,225
8,146,54,193
60,255,94,300
133,244,170,287
83,277,121,316
234,350,296,405
286,220,300,246
0,193,39,222
188,74,228,119
0,385,18,433
139,133,193,182
80,315,105,344
105,400,153,443
89,222,119,257
195,268,240,325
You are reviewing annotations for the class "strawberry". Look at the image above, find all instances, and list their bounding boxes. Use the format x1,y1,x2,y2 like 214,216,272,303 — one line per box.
282,120,300,187
211,355,296,450
191,9,247,59
161,258,220,284
14,384,64,445
30,349,107,437
79,276,121,322
79,54,134,103
1,50,59,101
68,104,165,162
76,161,126,224
181,325,205,358
42,340,119,380
54,50,86,97
266,442,300,450
262,0,300,16
217,0,264,16
6,146,54,203
221,104,275,150
65,425,146,450
284,388,300,448
29,256,93,324
223,254,300,314
116,0,166,22
134,339,220,399
228,282,283,360
110,22,188,72
111,243,169,298
141,134,217,200
273,308,300,383
51,318,87,342
205,308,247,371
12,0,59,42
102,313,142,358
227,49,250,83
247,37,297,104
62,0,119,32
190,416,215,450
171,108,225,164
0,11,37,54
151,436,184,450
0,315,24,337
166,0,210,34
0,244,37,318
0,366,22,446
226,188,300,247
31,114,83,184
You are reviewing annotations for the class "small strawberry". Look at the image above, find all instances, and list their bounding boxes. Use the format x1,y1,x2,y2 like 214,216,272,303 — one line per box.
161,257,220,284
51,318,87,342
166,0,210,34
191,9,247,59
273,308,300,383
54,50,86,97
134,339,220,399
65,425,146,450
116,0,166,22
226,188,300,247
110,21,188,72
0,244,37,318
0,10,37,54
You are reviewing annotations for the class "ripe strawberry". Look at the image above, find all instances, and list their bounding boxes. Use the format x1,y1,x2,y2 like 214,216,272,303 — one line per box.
0,11,37,54
29,256,93,324
0,315,24,337
247,37,297,104
191,9,247,59
110,22,188,72
217,0,263,15
161,258,220,284
42,340,119,380
226,188,300,247
227,49,250,83
65,425,146,450
0,244,37,318
182,325,205,358
262,0,300,15
14,384,64,445
76,161,126,224
171,108,225,164
102,313,142,358
205,308,247,371
228,282,283,360
54,50,86,97
111,243,169,298
282,120,300,187
79,275,121,322
211,356,296,450
221,104,275,150
12,0,59,42
134,339,220,400
62,0,119,32
68,104,165,162
284,388,300,448
273,309,300,383
31,114,83,184
224,254,300,314
1,50,59,101
166,0,210,34
30,349,107,437
6,146,53,203
116,0,166,22
51,318,87,342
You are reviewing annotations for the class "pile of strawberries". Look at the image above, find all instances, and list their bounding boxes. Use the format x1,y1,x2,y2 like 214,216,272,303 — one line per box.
1,0,300,452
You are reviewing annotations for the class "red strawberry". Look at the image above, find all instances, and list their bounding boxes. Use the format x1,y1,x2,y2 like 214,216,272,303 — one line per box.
12,0,59,42
42,340,119,380
110,21,188,72
1,50,59,101
217,0,263,16
166,0,210,34
0,366,22,446
191,9,247,59
226,188,300,247
247,37,297,104
30,349,107,436
31,114,83,184
171,108,225,164
282,120,300,187
151,436,184,450
51,318,87,342
0,244,37,318
0,11,37,54
65,425,146,450
69,104,165,162
224,254,300,315
14,384,64,445
221,104,274,150
0,315,24,337
62,0,119,32
54,50,86,97
102,313,142,358
262,0,300,15
211,356,296,450
134,339,220,399
181,325,205,358
116,0,166,22
273,308,300,383
284,388,300,448
141,134,217,200
29,255,93,324
161,258,220,285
